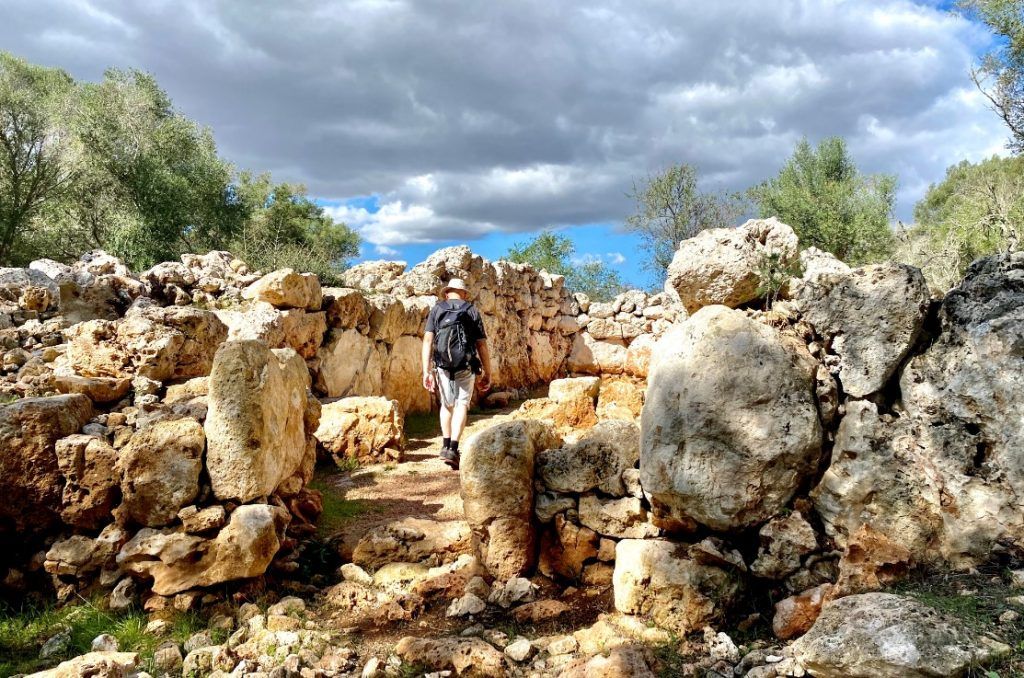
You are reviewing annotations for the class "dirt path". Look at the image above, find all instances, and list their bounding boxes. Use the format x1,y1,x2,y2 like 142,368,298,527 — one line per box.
312,407,517,557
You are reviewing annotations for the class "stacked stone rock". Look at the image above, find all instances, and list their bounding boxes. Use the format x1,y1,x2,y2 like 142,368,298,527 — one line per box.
458,219,1024,660
316,245,584,415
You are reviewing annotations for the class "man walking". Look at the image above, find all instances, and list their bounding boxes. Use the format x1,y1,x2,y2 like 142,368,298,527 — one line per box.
422,278,492,469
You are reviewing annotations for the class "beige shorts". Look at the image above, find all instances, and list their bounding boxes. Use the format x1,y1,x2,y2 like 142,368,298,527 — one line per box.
437,368,475,409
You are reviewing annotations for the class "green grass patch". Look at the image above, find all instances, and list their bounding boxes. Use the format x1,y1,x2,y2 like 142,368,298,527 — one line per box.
0,599,160,676
307,477,378,536
403,411,440,440
890,566,1024,677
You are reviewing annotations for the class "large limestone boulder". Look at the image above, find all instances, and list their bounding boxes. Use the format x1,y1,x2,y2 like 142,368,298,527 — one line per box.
66,305,227,381
216,303,327,359
322,287,372,329
394,636,506,678
567,332,626,375
794,263,930,397
536,420,639,496
613,539,743,634
383,334,431,414
205,341,316,502
316,328,385,398
641,306,822,531
242,268,322,310
117,503,290,595
813,401,944,561
664,217,799,313
117,418,205,527
901,252,1024,506
0,394,93,537
791,593,1009,677
315,396,404,464
461,420,562,579
815,253,1024,566
56,434,120,530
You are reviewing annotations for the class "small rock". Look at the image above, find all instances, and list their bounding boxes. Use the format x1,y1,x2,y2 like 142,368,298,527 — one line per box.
145,619,171,636
91,633,119,652
268,596,306,617
109,577,137,611
460,624,484,637
341,563,374,586
153,643,184,672
488,577,537,608
546,635,578,656
703,627,739,663
183,629,213,653
1010,570,1024,589
361,656,381,678
999,610,1020,624
481,629,509,648
505,637,533,662
513,599,570,624
446,593,486,617
1008,596,1024,608
39,628,71,659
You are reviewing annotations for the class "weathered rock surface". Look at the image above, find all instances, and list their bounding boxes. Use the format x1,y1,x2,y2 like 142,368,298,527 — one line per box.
316,328,384,398
792,593,1009,677
116,418,204,527
0,267,60,312
65,305,227,381
460,420,561,578
242,268,322,310
613,539,742,634
352,518,472,569
750,511,819,580
315,396,404,464
536,420,639,496
0,394,93,537
394,636,506,677
665,217,799,313
55,434,119,530
25,651,139,678
794,263,930,397
205,341,316,502
117,503,289,595
641,305,822,531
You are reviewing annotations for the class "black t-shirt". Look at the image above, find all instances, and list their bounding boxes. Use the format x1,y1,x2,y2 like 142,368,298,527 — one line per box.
425,299,487,343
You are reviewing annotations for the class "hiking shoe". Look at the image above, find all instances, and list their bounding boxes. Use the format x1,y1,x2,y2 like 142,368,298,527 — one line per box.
440,447,460,470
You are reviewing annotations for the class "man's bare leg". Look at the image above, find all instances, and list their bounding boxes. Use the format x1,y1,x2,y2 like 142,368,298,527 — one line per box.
439,404,453,439
451,403,470,443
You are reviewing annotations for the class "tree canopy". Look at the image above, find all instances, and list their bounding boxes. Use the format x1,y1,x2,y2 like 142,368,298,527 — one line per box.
506,230,625,301
0,52,360,276
625,163,745,283
749,136,896,264
958,0,1024,152
901,154,1023,289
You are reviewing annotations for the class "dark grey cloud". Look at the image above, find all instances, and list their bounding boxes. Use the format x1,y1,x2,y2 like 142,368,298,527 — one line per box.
0,0,1006,246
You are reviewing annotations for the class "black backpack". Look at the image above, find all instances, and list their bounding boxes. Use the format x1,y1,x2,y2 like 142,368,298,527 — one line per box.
433,301,478,377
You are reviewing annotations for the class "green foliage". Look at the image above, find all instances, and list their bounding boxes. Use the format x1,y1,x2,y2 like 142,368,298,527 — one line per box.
755,251,804,305
957,0,1024,153
0,599,159,676
0,53,77,264
749,137,897,264
902,155,1023,290
0,52,360,274
232,173,360,285
506,230,625,301
625,163,745,282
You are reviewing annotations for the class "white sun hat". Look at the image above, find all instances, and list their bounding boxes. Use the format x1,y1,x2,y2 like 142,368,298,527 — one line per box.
443,278,469,294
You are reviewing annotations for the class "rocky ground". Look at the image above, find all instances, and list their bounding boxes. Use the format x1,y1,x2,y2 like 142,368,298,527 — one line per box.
3,225,1024,677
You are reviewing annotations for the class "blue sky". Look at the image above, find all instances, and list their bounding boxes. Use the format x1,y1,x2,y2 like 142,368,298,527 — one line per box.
0,0,1008,287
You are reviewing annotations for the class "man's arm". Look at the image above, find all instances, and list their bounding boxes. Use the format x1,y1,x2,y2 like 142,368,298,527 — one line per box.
476,338,492,389
422,331,435,391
